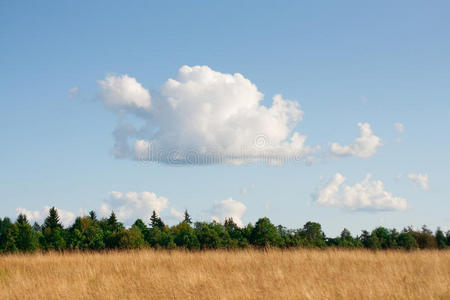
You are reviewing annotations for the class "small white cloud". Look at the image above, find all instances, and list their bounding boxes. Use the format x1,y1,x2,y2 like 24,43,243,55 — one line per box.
211,198,247,227
100,191,168,223
16,206,76,227
360,96,368,103
69,86,79,98
240,184,255,195
330,122,382,158
394,122,404,134
170,208,184,220
407,173,429,190
314,173,408,211
98,74,151,111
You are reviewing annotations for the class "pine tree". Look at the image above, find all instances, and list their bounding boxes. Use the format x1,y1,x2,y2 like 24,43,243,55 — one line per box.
44,207,62,229
183,210,192,225
15,214,38,252
107,211,118,229
435,228,447,249
32,222,41,232
89,210,97,222
41,207,65,250
150,211,165,229
0,217,18,252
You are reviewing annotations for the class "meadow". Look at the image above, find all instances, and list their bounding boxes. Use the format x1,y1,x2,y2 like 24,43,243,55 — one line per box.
0,249,449,299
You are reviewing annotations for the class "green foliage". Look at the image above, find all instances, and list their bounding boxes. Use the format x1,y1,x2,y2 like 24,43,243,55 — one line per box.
435,228,446,249
371,227,393,249
150,211,165,230
195,221,234,249
183,210,192,225
133,219,148,233
326,228,362,248
88,210,97,222
147,226,173,248
412,225,438,249
397,230,418,250
225,218,249,248
0,218,18,253
0,208,447,253
32,222,41,232
172,222,200,249
15,214,38,252
68,216,105,250
116,227,146,249
300,222,326,247
251,217,283,247
40,207,66,251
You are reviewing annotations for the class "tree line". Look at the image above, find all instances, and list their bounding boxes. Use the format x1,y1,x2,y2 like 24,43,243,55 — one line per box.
0,207,448,253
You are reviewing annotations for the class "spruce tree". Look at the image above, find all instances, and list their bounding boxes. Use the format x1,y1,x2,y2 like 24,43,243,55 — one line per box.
44,207,62,230
435,228,447,249
32,222,41,232
41,207,65,250
183,210,192,225
150,211,165,229
107,211,118,230
89,210,97,222
0,217,18,252
15,214,38,252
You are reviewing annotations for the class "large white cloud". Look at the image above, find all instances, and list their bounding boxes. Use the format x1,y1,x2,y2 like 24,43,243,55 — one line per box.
330,122,382,158
210,198,247,227
100,191,169,223
98,65,317,165
16,206,76,227
407,173,429,190
314,173,408,211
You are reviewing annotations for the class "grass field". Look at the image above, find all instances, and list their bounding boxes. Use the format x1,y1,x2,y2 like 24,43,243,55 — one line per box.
0,249,449,299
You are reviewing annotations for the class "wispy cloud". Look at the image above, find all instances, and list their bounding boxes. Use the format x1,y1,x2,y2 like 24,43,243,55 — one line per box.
407,173,429,190
69,86,79,98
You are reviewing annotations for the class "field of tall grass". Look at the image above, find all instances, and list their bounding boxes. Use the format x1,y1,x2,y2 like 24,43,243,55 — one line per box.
0,249,448,299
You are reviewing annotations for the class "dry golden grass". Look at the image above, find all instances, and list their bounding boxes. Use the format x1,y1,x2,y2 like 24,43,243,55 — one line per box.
0,249,449,299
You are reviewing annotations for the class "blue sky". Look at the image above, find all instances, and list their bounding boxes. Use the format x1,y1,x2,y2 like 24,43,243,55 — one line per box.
1,1,449,235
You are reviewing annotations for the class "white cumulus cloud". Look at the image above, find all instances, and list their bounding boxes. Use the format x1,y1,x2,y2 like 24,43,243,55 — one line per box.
211,198,247,227
98,65,317,165
407,173,429,190
16,206,76,227
98,74,151,111
330,122,382,158
314,173,408,211
100,191,169,223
